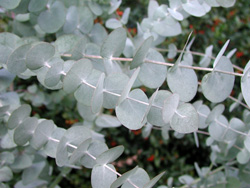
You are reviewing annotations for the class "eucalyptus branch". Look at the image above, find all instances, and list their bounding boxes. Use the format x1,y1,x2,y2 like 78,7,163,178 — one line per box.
179,165,226,188
62,54,244,77
69,63,250,138
153,126,242,151
198,110,249,138
215,119,249,137
155,47,215,59
1,0,249,187
155,47,244,72
48,137,139,188
198,82,250,110
144,59,243,77
228,95,250,110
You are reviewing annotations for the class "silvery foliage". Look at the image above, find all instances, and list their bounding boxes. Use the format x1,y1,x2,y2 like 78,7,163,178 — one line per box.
1,0,250,187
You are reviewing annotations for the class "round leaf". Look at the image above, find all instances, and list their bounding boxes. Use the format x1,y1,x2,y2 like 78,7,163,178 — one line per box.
74,69,101,106
103,73,129,109
96,114,121,128
91,164,117,188
36,65,63,90
63,6,78,33
38,1,66,33
89,23,108,45
244,132,250,153
116,89,148,130
77,103,98,122
142,89,159,124
216,0,236,7
69,138,92,164
0,166,13,182
7,44,32,75
168,43,177,59
213,40,230,68
63,58,93,93
30,120,55,150
54,34,80,55
206,104,225,124
170,103,199,134
122,168,150,188
96,145,124,165
0,152,14,165
161,125,170,140
182,0,206,17
147,90,172,127
108,0,122,14
131,37,153,69
26,42,55,70
44,127,65,158
153,20,182,37
56,126,92,167
241,60,250,107
224,118,245,141
208,115,228,141
78,6,94,34
202,56,235,103
80,140,108,169
117,68,140,105
28,0,48,12
0,33,20,65
105,18,122,29
0,92,20,111
237,148,250,164
142,123,153,138
0,69,15,92
0,0,21,9
103,58,123,75
111,166,138,188
1,130,16,149
88,1,103,16
91,73,105,113
101,27,126,58
44,58,64,87
167,8,183,21
193,101,210,129
204,0,220,6
167,62,198,102
14,117,38,146
162,93,180,124
69,36,90,59
143,171,165,188
22,161,46,185
10,153,32,170
138,49,167,88
0,105,9,117
199,45,213,67
121,8,130,24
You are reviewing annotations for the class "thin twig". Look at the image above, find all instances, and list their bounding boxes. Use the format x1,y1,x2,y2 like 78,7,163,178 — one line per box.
155,47,215,60
61,53,243,77
228,95,250,110
155,47,244,72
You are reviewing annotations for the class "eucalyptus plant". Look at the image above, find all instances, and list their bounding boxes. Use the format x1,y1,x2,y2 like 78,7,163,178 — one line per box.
1,0,250,187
